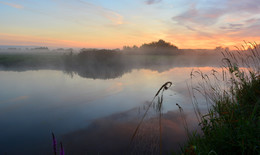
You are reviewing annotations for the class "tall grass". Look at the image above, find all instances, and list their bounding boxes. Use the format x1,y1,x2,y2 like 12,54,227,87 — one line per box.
181,42,260,154
129,82,172,154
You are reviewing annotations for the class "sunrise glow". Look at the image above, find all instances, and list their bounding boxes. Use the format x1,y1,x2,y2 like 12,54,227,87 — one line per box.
1,0,260,49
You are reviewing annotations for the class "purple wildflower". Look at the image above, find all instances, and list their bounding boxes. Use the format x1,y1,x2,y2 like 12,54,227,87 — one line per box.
60,142,65,155
52,132,57,155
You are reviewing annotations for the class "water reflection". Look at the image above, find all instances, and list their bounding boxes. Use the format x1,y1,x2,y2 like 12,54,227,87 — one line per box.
62,107,198,154
0,53,222,80
0,67,217,154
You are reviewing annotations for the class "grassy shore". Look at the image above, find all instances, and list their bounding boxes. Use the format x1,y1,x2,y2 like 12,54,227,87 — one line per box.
180,44,260,154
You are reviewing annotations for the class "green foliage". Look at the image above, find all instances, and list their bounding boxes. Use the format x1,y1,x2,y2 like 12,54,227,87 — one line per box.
181,42,260,155
0,53,63,68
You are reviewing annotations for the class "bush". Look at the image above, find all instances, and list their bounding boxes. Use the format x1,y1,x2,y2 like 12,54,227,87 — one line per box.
181,42,260,155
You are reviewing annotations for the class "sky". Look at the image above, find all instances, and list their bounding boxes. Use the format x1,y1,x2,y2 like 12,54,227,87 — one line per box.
0,0,260,49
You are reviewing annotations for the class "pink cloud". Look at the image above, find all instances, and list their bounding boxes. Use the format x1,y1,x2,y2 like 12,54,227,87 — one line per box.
0,1,23,9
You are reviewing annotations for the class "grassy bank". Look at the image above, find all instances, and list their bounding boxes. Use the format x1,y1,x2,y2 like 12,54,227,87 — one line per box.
180,44,260,154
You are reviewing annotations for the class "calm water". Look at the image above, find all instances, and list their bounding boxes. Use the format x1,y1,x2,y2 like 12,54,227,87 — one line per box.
0,67,217,154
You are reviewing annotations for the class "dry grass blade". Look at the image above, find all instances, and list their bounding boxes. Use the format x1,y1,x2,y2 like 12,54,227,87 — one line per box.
130,81,172,146
176,103,189,134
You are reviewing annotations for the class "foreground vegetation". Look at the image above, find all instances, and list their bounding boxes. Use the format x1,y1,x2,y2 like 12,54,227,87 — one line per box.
181,43,260,154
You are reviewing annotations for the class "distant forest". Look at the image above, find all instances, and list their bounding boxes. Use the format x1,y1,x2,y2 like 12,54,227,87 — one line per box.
0,40,180,55
0,39,233,56
0,39,240,79
0,39,227,79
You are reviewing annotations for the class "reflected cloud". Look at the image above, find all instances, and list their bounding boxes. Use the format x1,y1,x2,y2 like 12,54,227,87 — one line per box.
0,96,29,115
62,106,199,154
105,82,124,93
0,96,29,104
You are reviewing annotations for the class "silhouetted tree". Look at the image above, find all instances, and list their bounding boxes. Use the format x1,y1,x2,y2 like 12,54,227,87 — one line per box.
132,45,139,50
33,47,49,50
123,46,131,51
215,46,229,51
140,39,178,50
139,39,178,55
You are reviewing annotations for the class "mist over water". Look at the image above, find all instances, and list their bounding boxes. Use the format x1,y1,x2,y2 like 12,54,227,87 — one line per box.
0,49,223,154
0,48,223,79
1,0,259,152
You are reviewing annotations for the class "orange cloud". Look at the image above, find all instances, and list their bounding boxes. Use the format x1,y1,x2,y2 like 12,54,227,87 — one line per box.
0,33,122,48
165,32,260,50
103,11,124,25
1,31,260,50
